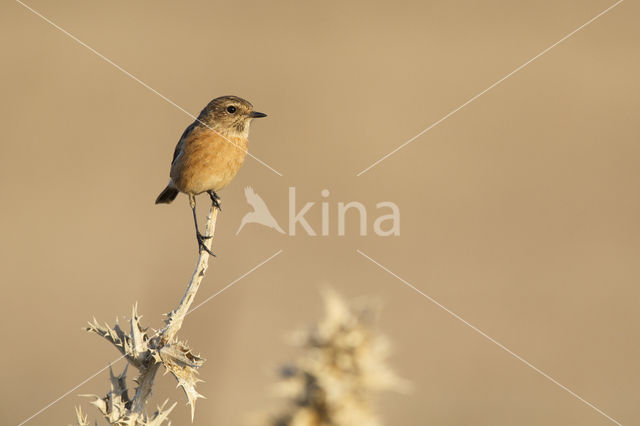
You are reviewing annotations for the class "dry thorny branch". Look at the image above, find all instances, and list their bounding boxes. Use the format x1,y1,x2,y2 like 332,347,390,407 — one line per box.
269,289,409,426
74,205,406,426
75,206,218,425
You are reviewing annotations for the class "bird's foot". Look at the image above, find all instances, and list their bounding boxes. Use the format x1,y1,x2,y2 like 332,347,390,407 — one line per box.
208,191,222,211
196,232,216,257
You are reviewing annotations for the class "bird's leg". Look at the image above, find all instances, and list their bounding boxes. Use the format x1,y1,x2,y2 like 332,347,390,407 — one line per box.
190,194,215,257
207,190,222,211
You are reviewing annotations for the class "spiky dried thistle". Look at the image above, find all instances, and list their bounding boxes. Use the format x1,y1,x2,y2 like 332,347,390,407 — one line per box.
75,205,218,425
270,289,409,426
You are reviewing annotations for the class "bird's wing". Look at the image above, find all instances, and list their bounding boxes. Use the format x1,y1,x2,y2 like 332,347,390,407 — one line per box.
171,121,197,165
245,186,270,211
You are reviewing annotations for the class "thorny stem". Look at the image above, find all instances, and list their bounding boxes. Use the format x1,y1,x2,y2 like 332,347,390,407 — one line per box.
162,205,218,343
131,363,161,415
83,204,217,425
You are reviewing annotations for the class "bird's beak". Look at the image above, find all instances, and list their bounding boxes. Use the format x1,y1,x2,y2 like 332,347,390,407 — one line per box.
250,111,267,118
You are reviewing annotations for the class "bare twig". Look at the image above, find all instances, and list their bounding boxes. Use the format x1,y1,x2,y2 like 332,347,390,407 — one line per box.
79,205,218,425
163,206,219,342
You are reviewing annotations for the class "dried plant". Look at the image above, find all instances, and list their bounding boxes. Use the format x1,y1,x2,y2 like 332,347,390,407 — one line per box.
270,289,408,426
74,406,91,426
74,206,218,425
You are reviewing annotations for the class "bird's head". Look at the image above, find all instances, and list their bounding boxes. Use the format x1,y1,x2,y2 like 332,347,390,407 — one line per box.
198,95,267,137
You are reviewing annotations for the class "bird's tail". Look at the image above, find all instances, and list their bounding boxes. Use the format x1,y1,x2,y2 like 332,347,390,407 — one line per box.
155,185,179,204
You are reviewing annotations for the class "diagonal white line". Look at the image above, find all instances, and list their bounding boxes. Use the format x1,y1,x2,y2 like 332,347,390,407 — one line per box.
356,249,623,425
16,358,124,426
356,0,624,176
15,0,283,177
187,249,283,315
17,249,283,426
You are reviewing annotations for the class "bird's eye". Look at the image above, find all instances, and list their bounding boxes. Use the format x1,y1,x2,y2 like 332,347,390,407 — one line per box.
227,106,237,114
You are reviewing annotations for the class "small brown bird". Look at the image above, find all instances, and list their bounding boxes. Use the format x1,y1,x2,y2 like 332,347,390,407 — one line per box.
155,96,266,255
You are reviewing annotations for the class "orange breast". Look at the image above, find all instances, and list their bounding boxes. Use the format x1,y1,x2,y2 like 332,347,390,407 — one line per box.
171,129,248,195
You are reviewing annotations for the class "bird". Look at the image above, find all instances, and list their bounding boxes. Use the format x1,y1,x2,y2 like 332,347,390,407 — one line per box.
155,96,267,255
235,186,285,235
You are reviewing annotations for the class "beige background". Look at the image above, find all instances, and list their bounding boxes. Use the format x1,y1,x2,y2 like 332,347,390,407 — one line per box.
1,0,638,424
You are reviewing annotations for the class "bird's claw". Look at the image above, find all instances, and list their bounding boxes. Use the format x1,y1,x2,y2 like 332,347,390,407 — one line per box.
208,191,222,211
196,232,216,256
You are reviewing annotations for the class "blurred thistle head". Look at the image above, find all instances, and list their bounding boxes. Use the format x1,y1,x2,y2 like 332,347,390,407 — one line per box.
198,95,267,135
269,288,409,426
